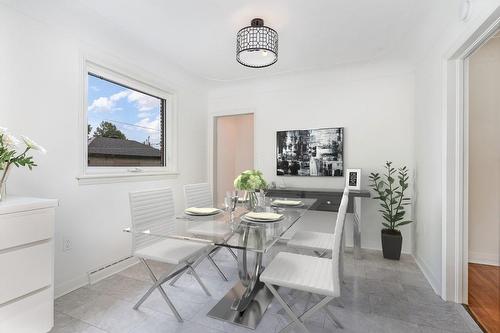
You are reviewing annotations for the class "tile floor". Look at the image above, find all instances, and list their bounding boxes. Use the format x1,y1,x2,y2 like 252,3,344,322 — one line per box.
51,247,482,333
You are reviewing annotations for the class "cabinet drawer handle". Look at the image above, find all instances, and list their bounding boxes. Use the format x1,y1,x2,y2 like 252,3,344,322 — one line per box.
326,201,331,205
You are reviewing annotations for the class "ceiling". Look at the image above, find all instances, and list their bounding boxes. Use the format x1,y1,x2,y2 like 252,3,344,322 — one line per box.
2,0,433,82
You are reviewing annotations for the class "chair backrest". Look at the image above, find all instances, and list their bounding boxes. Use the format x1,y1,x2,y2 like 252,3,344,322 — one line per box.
343,187,350,197
331,188,349,296
184,183,213,208
129,187,176,252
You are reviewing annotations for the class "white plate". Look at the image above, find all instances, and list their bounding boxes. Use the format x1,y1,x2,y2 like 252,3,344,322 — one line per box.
241,215,284,223
184,209,222,217
271,201,304,207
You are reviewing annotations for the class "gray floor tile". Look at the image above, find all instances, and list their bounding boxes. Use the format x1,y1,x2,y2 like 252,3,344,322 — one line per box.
86,274,151,304
407,303,472,332
63,293,171,333
50,312,106,333
55,288,101,314
53,248,480,333
177,321,225,333
324,306,421,333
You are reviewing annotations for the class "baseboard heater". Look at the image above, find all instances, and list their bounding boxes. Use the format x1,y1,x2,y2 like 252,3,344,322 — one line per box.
87,256,138,285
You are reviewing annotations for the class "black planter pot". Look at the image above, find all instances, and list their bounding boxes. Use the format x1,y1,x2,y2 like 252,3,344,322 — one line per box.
381,229,402,260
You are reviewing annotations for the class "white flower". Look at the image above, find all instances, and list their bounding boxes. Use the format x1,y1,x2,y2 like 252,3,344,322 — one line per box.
21,136,47,154
2,133,21,148
0,127,8,134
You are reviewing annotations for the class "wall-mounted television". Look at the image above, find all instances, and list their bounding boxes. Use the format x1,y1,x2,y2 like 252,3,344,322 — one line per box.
276,127,344,177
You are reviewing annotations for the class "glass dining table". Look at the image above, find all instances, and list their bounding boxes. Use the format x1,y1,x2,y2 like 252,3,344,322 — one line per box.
125,197,317,329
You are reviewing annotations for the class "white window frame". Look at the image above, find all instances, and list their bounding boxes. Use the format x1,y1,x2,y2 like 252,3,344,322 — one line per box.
77,58,178,184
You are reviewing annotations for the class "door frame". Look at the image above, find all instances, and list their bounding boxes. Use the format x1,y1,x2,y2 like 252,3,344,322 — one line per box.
442,6,500,303
209,110,255,202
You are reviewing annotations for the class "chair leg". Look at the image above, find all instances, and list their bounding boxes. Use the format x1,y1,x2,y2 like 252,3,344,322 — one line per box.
189,266,211,296
323,304,343,328
265,283,310,333
280,295,337,333
169,252,206,286
207,254,228,281
135,259,185,322
311,294,343,328
227,247,238,261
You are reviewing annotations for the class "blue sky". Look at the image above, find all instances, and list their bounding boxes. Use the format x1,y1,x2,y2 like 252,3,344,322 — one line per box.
87,75,162,148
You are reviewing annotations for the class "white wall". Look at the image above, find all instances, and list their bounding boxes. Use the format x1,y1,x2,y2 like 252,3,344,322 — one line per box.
409,0,499,296
0,5,208,296
468,34,500,266
208,62,415,253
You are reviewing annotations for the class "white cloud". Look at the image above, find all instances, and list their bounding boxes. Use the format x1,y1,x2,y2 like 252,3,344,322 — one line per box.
137,112,151,118
88,90,129,112
110,90,129,102
88,89,159,114
127,91,159,111
135,115,160,134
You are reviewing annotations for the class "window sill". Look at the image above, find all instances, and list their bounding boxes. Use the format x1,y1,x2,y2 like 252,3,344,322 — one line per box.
76,171,179,185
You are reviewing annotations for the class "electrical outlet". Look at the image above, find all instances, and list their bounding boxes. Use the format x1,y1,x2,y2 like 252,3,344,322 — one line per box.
63,238,71,252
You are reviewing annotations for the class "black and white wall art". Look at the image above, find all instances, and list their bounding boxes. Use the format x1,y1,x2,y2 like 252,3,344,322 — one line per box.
346,168,361,190
276,127,344,176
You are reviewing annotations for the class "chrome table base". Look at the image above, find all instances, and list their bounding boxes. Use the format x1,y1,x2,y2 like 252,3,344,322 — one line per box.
207,280,275,330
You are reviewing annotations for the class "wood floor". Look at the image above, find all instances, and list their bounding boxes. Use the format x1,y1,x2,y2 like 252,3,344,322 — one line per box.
468,263,500,332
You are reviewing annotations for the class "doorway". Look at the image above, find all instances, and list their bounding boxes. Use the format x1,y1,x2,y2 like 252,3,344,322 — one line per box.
466,29,500,332
213,113,254,205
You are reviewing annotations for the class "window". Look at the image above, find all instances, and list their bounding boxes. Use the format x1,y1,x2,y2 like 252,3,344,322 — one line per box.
80,61,177,183
87,73,165,167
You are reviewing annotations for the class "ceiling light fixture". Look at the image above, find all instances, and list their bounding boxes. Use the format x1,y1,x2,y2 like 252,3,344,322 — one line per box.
236,18,278,68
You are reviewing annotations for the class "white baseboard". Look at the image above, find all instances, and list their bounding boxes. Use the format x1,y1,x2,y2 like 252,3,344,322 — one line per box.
468,251,499,266
54,274,89,299
88,256,139,285
54,256,139,299
413,254,441,296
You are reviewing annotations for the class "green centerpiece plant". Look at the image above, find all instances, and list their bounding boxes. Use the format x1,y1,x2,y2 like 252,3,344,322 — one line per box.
234,170,267,210
0,127,46,201
369,161,412,260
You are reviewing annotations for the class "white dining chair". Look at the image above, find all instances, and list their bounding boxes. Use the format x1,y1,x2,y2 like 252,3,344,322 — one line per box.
183,183,214,209
129,187,212,323
260,191,349,333
287,188,349,254
286,188,349,282
183,183,238,272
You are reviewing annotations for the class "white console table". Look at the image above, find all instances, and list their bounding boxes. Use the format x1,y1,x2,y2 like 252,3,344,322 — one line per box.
0,197,58,333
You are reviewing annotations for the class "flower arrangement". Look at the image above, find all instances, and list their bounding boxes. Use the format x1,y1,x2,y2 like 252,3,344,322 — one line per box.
234,170,267,210
234,169,267,191
0,127,46,200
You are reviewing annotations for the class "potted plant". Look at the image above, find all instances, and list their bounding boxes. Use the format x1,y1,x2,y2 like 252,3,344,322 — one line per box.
369,161,412,260
0,127,46,201
234,170,267,211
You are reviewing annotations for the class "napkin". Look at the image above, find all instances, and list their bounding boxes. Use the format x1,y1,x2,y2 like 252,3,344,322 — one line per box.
272,199,302,206
185,207,220,215
245,212,283,221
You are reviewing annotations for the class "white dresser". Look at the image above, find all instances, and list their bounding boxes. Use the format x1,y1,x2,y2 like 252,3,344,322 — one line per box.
0,197,58,333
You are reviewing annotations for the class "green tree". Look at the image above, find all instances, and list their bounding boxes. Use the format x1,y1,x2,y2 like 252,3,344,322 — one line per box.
93,121,126,140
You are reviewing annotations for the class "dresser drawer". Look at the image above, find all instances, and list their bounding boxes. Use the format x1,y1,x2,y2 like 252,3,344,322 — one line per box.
0,208,54,250
0,286,53,333
0,241,52,304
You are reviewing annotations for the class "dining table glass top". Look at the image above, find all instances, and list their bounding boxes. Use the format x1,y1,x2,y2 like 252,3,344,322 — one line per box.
125,197,316,253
